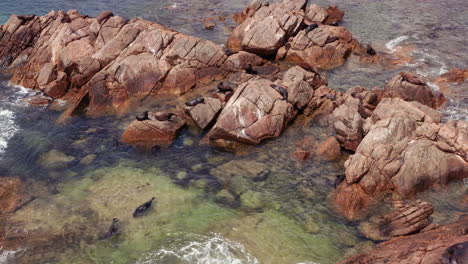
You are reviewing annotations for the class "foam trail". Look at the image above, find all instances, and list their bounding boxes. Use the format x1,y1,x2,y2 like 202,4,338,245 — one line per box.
136,233,259,264
385,35,409,52
0,109,18,155
0,248,23,264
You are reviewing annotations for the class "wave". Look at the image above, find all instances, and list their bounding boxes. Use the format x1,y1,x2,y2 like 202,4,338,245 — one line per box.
0,109,18,155
136,233,259,264
0,248,24,264
385,35,409,52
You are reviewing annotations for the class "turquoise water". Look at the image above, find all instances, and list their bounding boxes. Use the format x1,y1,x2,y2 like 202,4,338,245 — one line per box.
0,0,467,263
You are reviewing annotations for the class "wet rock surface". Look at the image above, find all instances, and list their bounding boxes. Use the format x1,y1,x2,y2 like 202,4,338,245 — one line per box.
341,217,468,264
0,177,32,213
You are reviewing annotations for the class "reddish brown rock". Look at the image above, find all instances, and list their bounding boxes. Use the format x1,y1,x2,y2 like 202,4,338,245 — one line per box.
0,177,32,213
231,0,269,24
434,68,467,97
358,200,434,241
384,72,445,108
221,51,265,72
332,95,364,151
278,25,355,70
304,4,344,25
340,218,468,264
293,149,311,161
207,78,296,145
203,18,216,30
184,97,223,130
334,98,468,220
25,95,53,106
227,0,307,55
316,136,341,161
121,112,186,148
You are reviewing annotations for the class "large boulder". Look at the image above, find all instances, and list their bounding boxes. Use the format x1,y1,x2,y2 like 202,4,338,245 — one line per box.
341,217,468,264
384,72,445,108
227,0,308,55
332,95,364,151
207,77,296,145
121,112,186,148
0,177,33,213
184,97,223,130
278,25,355,70
333,98,468,220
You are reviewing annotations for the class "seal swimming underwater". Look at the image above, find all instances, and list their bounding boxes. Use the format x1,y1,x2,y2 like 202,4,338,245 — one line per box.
133,197,156,217
99,217,120,240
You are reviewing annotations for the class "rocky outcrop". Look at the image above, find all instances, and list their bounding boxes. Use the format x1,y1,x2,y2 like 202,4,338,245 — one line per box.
184,96,223,130
384,72,445,108
0,10,267,117
358,200,434,241
0,177,33,213
333,97,468,220
206,66,326,145
341,217,468,264
317,136,341,161
121,112,185,148
434,68,467,97
277,25,355,70
227,0,307,55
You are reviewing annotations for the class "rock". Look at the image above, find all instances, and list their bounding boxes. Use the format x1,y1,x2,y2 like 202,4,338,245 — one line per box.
211,160,270,183
215,189,237,207
207,78,296,145
279,25,355,70
316,136,341,161
26,95,52,106
384,72,445,108
240,190,264,209
221,51,265,72
184,97,223,130
333,98,467,220
0,177,33,213
304,4,344,25
121,112,186,148
232,0,268,24
203,18,216,30
358,200,434,241
227,0,307,55
38,149,75,169
340,218,468,264
96,10,113,24
332,95,364,151
293,149,311,161
79,154,97,166
434,68,468,97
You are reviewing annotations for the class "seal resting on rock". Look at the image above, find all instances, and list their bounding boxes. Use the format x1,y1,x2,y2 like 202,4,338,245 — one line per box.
366,44,376,56
325,36,340,45
334,174,346,188
185,97,205,107
270,84,288,100
222,46,238,56
400,72,426,85
136,111,150,121
99,217,120,240
245,64,258,75
330,21,339,26
154,112,176,122
133,197,156,217
441,242,468,264
305,23,318,33
217,82,236,93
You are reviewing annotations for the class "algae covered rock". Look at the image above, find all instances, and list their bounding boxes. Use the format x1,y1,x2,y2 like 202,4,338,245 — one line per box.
38,149,75,169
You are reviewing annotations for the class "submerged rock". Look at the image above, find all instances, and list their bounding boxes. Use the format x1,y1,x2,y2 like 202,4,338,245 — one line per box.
0,177,33,213
38,149,75,169
316,136,341,161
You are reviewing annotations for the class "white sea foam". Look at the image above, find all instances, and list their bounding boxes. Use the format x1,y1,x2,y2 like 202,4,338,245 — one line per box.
385,35,409,52
0,109,18,155
0,248,24,264
136,233,259,264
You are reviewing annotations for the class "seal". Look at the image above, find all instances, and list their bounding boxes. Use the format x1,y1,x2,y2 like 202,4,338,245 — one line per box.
217,82,236,93
270,84,288,100
325,36,339,45
400,72,425,85
334,174,346,188
329,21,339,26
133,197,156,217
366,44,377,56
185,97,205,107
245,64,258,75
99,217,120,240
304,23,318,33
222,46,238,56
136,111,150,121
441,242,468,264
154,112,176,122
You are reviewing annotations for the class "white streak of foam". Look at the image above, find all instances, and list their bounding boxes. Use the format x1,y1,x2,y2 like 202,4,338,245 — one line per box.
0,248,24,264
0,109,18,155
136,233,259,264
385,35,409,52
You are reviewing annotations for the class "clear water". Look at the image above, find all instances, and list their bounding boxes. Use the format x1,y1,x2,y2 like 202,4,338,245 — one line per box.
0,0,467,263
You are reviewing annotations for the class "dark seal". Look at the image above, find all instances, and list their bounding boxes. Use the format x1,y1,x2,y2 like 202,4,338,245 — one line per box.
400,72,425,85
133,197,156,217
245,64,258,75
154,112,176,122
334,174,346,188
222,46,238,56
304,23,318,33
99,217,120,240
217,82,236,93
136,111,150,121
185,97,205,107
366,44,377,56
441,242,468,264
325,36,339,45
270,84,288,100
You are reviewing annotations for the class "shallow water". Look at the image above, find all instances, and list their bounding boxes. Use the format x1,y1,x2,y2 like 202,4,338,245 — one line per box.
0,0,467,263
